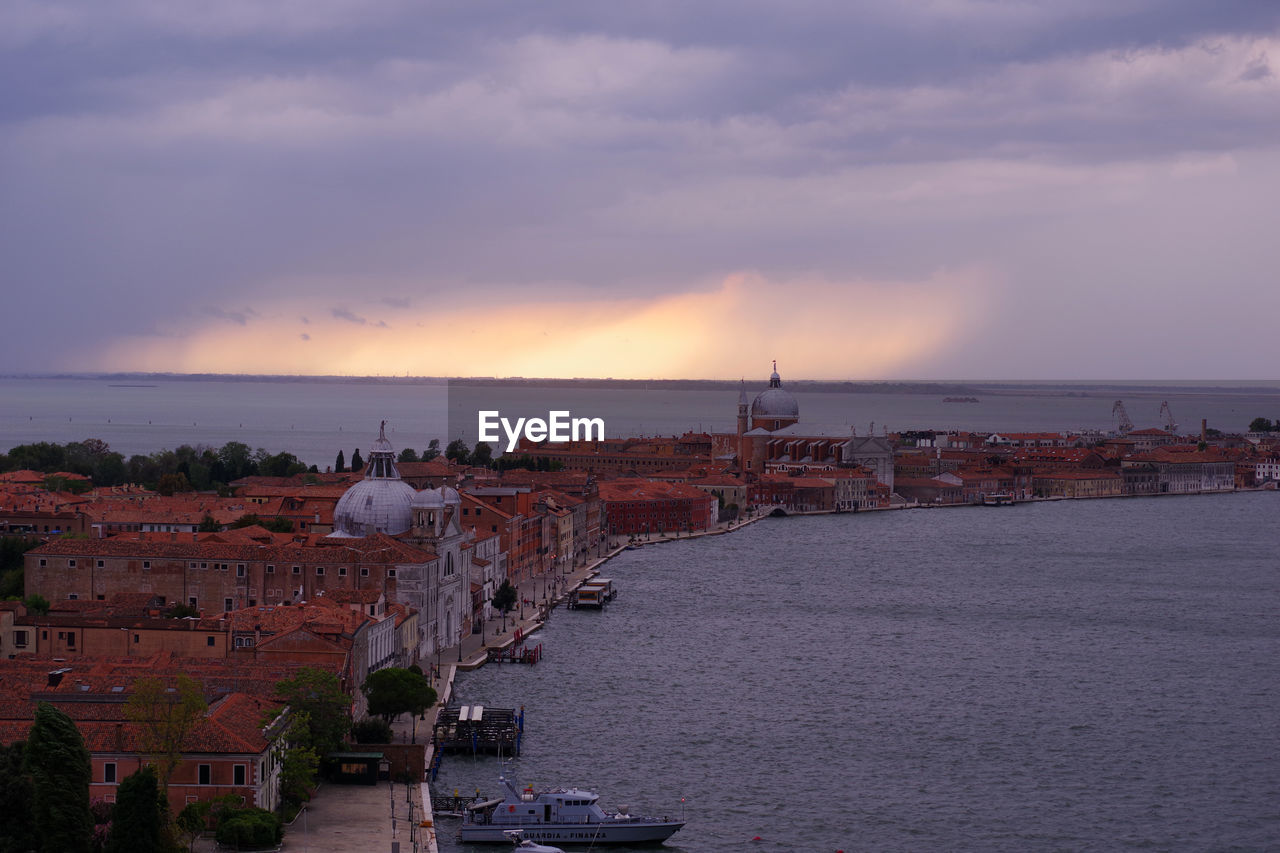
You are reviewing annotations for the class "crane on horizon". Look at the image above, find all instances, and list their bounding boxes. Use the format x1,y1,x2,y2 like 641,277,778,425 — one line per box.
1112,400,1134,434
1159,400,1178,433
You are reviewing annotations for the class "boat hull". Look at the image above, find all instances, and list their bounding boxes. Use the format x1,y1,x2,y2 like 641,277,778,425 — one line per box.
460,820,685,845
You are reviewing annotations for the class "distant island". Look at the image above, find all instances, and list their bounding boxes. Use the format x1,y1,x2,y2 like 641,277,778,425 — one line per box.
5,373,1280,398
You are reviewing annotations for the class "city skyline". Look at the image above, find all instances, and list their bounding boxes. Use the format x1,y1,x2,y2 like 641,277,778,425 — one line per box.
4,2,1279,379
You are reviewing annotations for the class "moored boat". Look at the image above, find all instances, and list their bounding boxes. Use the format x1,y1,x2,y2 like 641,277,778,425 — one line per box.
460,775,684,845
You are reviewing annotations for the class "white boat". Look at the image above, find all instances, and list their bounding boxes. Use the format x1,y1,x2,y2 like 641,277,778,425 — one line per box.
460,775,684,845
504,829,566,853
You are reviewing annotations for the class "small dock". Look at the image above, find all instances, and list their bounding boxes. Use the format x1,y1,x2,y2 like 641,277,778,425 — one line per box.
487,642,542,665
431,704,524,757
568,577,618,609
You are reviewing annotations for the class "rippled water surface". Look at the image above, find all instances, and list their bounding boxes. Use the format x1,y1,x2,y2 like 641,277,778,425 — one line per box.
436,493,1280,852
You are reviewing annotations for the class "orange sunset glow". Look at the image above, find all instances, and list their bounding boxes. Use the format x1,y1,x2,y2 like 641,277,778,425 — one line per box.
90,271,987,379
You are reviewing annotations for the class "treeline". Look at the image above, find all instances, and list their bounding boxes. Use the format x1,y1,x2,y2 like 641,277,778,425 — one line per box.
2,435,562,494
0,439,311,494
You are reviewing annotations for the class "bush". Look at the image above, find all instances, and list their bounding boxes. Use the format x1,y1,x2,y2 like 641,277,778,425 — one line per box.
351,718,393,744
214,807,282,849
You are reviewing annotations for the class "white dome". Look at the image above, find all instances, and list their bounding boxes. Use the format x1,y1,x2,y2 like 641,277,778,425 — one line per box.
412,488,446,510
333,478,417,536
752,388,799,418
440,486,461,505
331,421,415,536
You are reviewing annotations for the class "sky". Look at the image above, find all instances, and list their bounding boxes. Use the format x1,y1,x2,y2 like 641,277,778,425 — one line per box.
3,1,1279,380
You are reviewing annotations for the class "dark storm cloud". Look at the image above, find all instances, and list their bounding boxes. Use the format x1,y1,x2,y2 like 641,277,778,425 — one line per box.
331,308,368,325
2,0,1280,375
200,305,257,325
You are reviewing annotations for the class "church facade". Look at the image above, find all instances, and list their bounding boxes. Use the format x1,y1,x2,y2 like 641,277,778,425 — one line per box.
716,363,895,493
328,422,472,661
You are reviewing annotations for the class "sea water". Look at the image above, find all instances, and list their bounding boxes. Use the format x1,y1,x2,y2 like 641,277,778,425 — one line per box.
436,492,1280,851
4,376,1280,468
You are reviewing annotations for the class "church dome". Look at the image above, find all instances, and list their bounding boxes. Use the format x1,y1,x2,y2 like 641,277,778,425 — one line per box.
751,362,799,419
332,422,416,537
412,488,446,510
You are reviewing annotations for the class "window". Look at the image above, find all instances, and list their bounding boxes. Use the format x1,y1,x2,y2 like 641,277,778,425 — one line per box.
96,560,104,568
361,568,369,577
13,630,27,648
292,565,301,575
68,593,78,600
133,634,139,644
200,562,208,570
66,633,75,648
224,598,233,612
189,597,198,608
206,636,215,647
104,763,117,784
68,559,76,568
387,569,396,578
236,565,246,578
39,558,46,567
233,765,246,786
315,566,325,576
266,564,275,574
198,764,211,785
143,560,151,570
338,567,347,577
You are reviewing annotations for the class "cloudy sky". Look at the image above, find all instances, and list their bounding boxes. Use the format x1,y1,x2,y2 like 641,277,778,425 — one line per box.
3,1,1279,379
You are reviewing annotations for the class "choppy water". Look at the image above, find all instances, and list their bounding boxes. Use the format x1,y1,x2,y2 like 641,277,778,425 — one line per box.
4,377,1280,468
436,492,1280,852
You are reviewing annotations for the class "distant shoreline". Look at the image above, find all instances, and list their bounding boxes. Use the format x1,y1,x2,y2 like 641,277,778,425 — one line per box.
4,373,1280,397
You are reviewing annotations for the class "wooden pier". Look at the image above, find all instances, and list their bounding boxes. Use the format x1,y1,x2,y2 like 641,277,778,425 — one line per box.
431,704,524,758
487,642,542,665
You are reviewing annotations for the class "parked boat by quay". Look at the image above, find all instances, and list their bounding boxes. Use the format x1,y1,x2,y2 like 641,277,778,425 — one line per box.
982,493,1016,506
568,578,618,610
505,829,566,853
459,775,684,845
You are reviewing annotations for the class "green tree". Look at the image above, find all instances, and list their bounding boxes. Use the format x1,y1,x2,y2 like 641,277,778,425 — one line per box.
361,668,436,741
214,808,281,848
335,449,346,473
23,593,50,615
24,703,93,853
350,448,364,471
197,514,221,532
165,603,200,619
470,441,493,467
0,741,36,853
422,439,440,461
276,713,320,809
492,579,517,632
1249,417,1274,433
123,675,207,792
255,450,307,478
350,718,393,744
398,448,419,463
175,801,211,853
274,667,351,757
229,513,294,533
155,472,193,496
445,439,469,464
216,441,257,482
105,766,167,853
492,579,517,614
